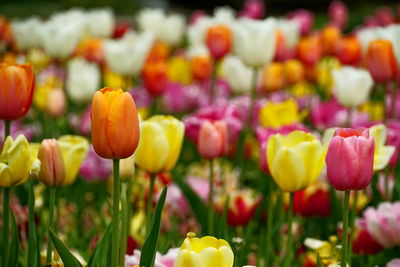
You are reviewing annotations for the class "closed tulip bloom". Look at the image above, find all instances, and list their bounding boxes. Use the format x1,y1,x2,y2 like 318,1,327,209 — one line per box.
0,135,36,187
38,139,65,187
366,40,397,83
142,61,169,96
198,120,228,159
326,128,375,191
259,99,302,128
267,131,324,193
57,135,89,186
91,87,140,159
221,56,253,94
335,36,361,65
297,34,322,65
0,63,35,121
284,59,304,85
206,25,232,60
174,235,234,267
369,124,395,171
191,55,212,81
135,115,184,174
262,62,285,92
332,66,373,108
320,26,342,56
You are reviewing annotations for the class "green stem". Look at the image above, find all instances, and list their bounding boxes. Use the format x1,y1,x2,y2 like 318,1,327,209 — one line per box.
46,187,57,264
112,159,120,267
127,177,134,237
342,191,350,267
2,187,10,267
28,177,38,267
284,192,294,267
146,174,156,232
120,182,128,267
208,159,214,235
384,169,390,200
348,190,359,266
390,81,397,119
265,179,274,266
382,83,387,124
210,60,218,103
5,120,10,137
246,67,259,127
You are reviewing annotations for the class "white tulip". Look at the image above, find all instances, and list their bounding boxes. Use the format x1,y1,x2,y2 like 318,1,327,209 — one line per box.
11,17,43,51
378,25,400,66
86,8,115,38
276,19,300,49
332,66,373,108
356,27,380,54
66,57,100,104
213,6,236,21
222,56,253,93
233,18,277,67
187,45,210,58
137,9,185,46
104,31,154,76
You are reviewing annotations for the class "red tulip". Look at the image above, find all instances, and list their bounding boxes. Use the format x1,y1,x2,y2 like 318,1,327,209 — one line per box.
294,185,331,217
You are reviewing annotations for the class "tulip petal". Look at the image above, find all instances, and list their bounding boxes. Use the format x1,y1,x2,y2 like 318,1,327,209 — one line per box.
0,163,12,187
6,135,32,186
174,250,203,267
374,146,395,171
91,91,113,158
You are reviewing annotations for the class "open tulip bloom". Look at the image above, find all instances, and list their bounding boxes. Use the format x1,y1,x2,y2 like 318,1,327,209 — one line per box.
3,3,400,267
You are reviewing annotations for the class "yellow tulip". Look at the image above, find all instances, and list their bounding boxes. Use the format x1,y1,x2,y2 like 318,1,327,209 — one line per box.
57,135,89,186
0,135,36,187
259,99,303,128
267,131,325,192
135,115,184,174
369,124,395,171
360,101,384,121
174,234,234,267
168,56,192,85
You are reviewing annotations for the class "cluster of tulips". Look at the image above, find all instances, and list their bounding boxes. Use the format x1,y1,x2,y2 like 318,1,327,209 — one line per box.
1,0,400,266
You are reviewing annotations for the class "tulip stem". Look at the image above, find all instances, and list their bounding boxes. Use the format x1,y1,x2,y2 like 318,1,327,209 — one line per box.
28,176,38,267
210,59,218,103
112,159,120,267
265,179,274,266
208,159,215,235
120,182,128,267
341,190,350,267
348,190,359,266
146,174,156,232
46,187,57,264
2,187,10,267
4,120,10,137
283,192,294,267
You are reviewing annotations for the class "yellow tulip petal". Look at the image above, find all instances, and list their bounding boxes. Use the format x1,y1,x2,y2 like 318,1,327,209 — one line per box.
369,124,387,147
0,163,12,187
374,146,395,171
174,250,204,267
7,135,31,186
218,246,235,267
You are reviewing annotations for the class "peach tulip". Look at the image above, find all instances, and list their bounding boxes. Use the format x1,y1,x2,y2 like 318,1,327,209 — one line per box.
198,120,227,159
38,139,66,187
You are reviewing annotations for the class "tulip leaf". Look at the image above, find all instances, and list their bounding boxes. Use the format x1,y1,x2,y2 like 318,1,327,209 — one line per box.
139,187,168,267
87,222,112,267
9,213,19,267
175,178,208,233
28,180,40,267
49,228,83,267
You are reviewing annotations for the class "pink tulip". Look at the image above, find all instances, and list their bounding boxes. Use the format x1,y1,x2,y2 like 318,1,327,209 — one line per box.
387,259,400,267
387,120,400,165
197,120,227,159
311,99,348,130
375,6,395,26
79,145,112,182
326,128,375,191
363,201,400,248
189,10,207,24
238,0,265,20
328,1,348,30
287,9,314,36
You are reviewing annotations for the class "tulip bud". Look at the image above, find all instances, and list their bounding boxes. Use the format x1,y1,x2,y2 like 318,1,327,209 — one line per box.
297,34,322,65
262,62,285,92
0,63,35,121
198,120,227,159
366,40,397,83
320,26,341,56
191,55,212,81
38,139,66,187
326,128,375,191
284,59,304,85
142,61,169,96
46,88,66,117
335,36,361,65
206,25,232,60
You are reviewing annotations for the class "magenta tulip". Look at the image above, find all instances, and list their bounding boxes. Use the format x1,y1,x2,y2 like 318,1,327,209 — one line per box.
326,128,375,191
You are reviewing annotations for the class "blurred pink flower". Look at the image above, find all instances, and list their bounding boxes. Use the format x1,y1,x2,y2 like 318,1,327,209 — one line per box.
387,259,400,267
311,99,348,130
287,9,314,35
387,120,400,165
125,248,179,267
189,10,207,24
377,172,395,200
363,201,400,248
128,86,152,109
186,176,209,202
79,145,112,182
238,0,265,20
0,120,38,147
328,1,348,30
375,6,395,26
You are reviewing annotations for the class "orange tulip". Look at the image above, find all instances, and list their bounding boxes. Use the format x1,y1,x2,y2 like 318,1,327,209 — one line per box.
191,55,213,81
146,41,171,63
0,63,35,121
75,38,104,64
142,61,169,96
366,40,397,83
263,62,286,92
206,25,232,60
297,34,322,66
91,87,140,159
335,36,361,65
320,26,341,56
284,59,304,85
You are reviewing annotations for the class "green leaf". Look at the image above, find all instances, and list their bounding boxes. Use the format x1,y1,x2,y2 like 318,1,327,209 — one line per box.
175,178,208,233
9,212,19,267
139,187,168,267
316,253,324,267
87,222,112,267
28,180,39,267
49,228,83,267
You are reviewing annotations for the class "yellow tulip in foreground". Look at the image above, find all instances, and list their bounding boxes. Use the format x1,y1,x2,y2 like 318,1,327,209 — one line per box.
57,135,90,186
0,135,37,187
369,124,395,171
267,131,325,192
259,99,303,128
135,115,184,174
174,234,234,267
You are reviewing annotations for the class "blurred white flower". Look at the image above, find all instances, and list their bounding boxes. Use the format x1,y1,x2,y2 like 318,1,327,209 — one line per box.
276,18,300,49
104,31,154,76
377,25,400,66
137,9,185,46
222,56,253,93
332,66,373,108
187,45,209,58
86,8,115,38
233,18,277,67
66,57,100,104
11,17,43,51
356,27,380,54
